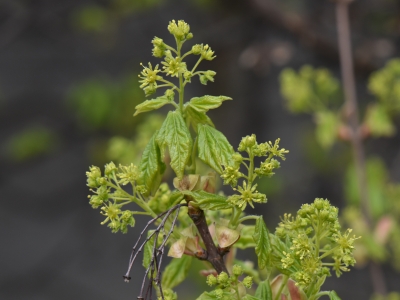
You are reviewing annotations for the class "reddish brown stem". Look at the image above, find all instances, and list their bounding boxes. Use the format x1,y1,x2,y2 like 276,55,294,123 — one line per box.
187,204,228,274
335,0,387,295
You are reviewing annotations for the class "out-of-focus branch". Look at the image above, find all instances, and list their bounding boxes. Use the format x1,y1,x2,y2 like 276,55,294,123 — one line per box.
248,0,377,73
334,0,386,296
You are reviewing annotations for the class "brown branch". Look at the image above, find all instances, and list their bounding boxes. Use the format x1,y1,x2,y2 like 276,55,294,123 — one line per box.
187,203,228,274
334,0,387,296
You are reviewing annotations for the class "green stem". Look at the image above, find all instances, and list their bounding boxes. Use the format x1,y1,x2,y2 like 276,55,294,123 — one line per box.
191,57,203,73
248,151,255,186
229,207,242,229
274,275,289,300
312,291,330,300
237,215,259,224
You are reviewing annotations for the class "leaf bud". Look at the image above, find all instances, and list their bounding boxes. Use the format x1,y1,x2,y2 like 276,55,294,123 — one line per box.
206,274,217,286
242,276,253,289
232,265,243,276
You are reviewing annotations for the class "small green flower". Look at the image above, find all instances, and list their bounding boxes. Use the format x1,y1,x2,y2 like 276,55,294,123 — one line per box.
232,265,243,276
221,166,243,187
238,134,256,151
89,185,109,208
151,36,166,58
86,165,102,188
104,161,117,177
217,272,229,285
199,70,216,85
192,44,202,55
117,163,139,185
167,20,192,41
242,276,253,289
100,202,121,229
200,44,216,61
162,51,187,77
232,181,267,210
139,62,162,89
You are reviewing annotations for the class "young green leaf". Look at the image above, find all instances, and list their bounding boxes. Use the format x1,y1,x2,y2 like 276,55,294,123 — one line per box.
329,291,341,300
134,95,172,116
139,132,165,195
197,124,234,174
188,95,232,113
156,111,192,179
182,190,232,210
196,292,219,300
253,216,271,270
185,105,214,132
161,256,192,290
255,280,273,300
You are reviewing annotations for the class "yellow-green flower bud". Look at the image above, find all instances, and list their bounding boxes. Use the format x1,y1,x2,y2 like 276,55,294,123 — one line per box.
242,276,253,289
165,89,175,100
192,44,202,55
232,265,243,276
206,274,217,286
104,162,117,176
86,166,102,188
152,37,165,48
217,272,229,285
214,288,224,299
184,71,193,81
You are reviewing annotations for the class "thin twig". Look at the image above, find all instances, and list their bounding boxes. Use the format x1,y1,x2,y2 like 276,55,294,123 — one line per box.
334,0,387,295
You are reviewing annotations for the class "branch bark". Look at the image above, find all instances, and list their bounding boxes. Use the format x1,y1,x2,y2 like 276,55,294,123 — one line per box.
335,0,386,295
187,203,228,274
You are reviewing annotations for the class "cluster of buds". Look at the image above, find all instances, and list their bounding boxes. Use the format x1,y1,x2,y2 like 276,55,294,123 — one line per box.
274,198,359,291
205,266,253,299
221,135,288,210
86,162,147,233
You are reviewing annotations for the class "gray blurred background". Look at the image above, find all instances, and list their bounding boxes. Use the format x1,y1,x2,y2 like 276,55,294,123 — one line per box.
1,0,400,299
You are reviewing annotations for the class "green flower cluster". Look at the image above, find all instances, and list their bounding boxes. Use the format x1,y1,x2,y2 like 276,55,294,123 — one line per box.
222,135,288,210
273,198,359,292
86,162,148,233
138,20,217,96
369,58,400,113
280,65,340,113
205,265,253,299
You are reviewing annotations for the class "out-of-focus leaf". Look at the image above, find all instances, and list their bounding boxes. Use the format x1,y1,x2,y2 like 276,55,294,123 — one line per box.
161,256,192,290
314,110,340,149
6,126,58,162
364,104,395,137
344,157,389,219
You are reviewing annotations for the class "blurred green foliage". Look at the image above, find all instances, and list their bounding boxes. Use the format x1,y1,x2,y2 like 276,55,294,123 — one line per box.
280,60,400,292
106,114,164,164
280,66,342,148
72,0,164,33
68,74,144,135
6,126,58,162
